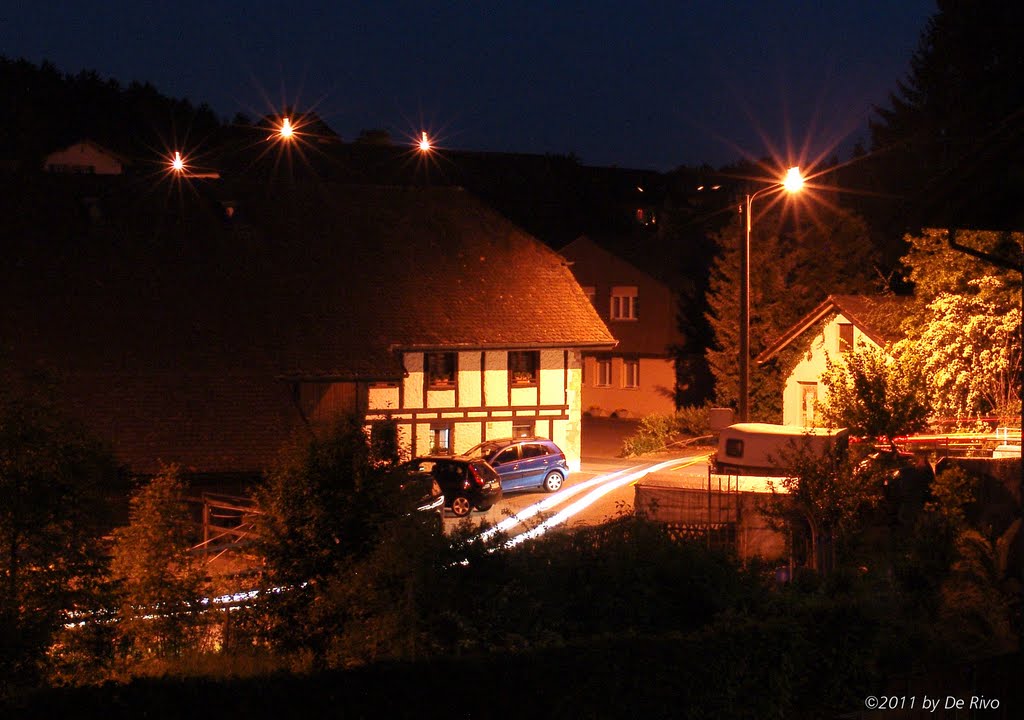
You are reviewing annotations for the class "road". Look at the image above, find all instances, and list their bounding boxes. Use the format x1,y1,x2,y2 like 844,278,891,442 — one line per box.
442,451,714,545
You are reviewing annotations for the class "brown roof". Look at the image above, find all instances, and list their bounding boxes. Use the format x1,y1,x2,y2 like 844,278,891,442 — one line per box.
2,179,613,474
755,294,911,363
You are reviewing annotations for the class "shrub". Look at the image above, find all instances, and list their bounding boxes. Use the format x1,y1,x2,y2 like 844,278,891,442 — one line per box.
620,406,711,456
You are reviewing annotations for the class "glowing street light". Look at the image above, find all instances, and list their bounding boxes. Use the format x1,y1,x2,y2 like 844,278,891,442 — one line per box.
418,131,431,152
170,151,185,173
278,117,295,140
739,166,805,422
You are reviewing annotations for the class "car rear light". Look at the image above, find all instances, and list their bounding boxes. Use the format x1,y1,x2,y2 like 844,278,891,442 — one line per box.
468,463,485,487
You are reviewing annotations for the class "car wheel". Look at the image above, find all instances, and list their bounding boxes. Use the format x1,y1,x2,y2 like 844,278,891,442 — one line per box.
451,495,472,517
542,471,564,493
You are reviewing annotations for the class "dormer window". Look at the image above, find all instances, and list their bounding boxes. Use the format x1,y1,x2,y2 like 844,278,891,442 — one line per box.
610,286,639,320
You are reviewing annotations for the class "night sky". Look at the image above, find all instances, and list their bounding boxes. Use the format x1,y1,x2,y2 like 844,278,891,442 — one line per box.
6,1,935,170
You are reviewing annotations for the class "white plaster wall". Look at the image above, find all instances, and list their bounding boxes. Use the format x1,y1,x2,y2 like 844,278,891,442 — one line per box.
483,351,508,406
458,351,482,407
539,349,566,406
367,385,400,411
403,353,424,409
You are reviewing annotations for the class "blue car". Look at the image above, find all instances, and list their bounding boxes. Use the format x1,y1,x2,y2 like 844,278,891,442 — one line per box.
463,438,568,493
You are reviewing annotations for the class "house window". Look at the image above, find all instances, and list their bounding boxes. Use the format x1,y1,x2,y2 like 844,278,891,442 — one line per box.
425,352,457,388
509,350,539,386
800,383,818,427
513,422,533,438
623,359,640,389
838,323,854,354
596,358,612,387
610,286,639,320
582,286,596,306
430,423,452,454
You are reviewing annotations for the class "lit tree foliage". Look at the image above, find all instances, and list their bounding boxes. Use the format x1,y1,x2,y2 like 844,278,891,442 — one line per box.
109,465,209,668
898,279,1021,421
897,229,1022,423
819,344,931,448
706,205,879,419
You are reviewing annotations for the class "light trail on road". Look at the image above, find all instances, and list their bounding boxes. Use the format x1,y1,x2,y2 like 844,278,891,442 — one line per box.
482,454,711,547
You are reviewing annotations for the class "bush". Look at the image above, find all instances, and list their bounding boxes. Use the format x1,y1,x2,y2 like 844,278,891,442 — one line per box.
620,406,711,456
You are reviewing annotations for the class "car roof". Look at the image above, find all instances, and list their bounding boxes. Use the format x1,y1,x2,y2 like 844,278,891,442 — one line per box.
478,437,555,446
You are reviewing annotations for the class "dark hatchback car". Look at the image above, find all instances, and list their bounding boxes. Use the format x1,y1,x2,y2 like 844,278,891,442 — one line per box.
463,437,569,493
399,456,502,517
382,467,446,531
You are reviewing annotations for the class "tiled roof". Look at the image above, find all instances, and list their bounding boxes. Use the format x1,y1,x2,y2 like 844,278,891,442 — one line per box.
2,179,613,474
756,294,912,363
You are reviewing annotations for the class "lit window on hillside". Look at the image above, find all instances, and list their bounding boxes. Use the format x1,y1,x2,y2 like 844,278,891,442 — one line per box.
610,286,638,320
509,350,539,385
426,352,457,388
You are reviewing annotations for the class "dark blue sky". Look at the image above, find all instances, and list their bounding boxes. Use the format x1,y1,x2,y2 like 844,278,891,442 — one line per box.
5,1,935,170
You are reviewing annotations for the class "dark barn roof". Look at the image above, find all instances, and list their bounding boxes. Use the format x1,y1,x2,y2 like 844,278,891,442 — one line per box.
2,177,613,474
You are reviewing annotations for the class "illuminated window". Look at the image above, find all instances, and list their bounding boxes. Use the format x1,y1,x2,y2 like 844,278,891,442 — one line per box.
623,359,639,388
838,323,854,354
596,358,612,387
610,286,639,320
513,422,533,438
509,350,539,386
426,352,457,388
800,383,818,427
430,423,452,454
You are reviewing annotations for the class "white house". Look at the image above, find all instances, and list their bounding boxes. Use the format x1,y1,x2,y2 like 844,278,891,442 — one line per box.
756,295,910,427
44,139,129,175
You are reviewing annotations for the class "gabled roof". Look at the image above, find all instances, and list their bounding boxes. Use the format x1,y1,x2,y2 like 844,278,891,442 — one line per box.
756,294,912,363
2,180,613,474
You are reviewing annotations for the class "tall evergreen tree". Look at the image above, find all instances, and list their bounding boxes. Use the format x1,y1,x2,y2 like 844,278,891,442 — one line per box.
706,204,879,420
867,0,1024,233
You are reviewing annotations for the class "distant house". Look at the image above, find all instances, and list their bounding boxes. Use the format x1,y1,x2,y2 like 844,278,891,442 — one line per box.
756,295,910,426
43,139,129,175
2,182,614,476
560,236,682,418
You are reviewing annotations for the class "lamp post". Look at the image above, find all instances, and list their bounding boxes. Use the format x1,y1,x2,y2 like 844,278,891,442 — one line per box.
739,167,804,422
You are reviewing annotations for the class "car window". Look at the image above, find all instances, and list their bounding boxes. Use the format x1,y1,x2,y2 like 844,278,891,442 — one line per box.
522,443,548,458
493,447,518,465
471,461,499,482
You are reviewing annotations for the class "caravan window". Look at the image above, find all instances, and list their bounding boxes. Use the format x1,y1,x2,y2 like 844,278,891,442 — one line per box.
725,439,744,458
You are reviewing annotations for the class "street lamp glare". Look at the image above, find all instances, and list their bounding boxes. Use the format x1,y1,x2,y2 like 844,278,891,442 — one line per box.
279,117,294,140
783,166,804,193
171,151,185,173
418,131,431,152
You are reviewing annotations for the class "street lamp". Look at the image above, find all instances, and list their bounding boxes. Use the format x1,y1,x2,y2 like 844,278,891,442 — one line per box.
739,166,805,422
418,131,432,152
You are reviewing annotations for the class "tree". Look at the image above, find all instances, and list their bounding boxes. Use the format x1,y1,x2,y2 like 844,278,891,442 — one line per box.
252,415,401,660
819,344,931,448
762,443,882,575
900,280,1021,421
866,1,1024,232
109,464,209,671
897,229,1022,423
706,205,880,419
0,387,117,691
